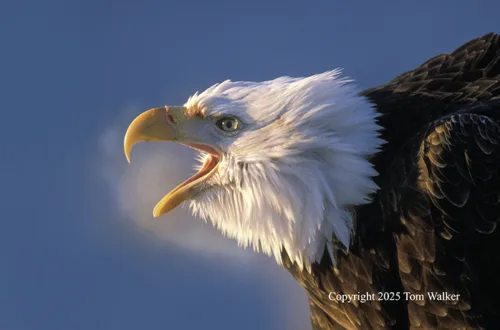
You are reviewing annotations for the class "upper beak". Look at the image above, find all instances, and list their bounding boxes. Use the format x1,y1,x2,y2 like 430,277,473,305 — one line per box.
124,106,180,163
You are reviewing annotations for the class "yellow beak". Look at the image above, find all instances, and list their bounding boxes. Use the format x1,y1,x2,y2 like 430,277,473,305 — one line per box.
123,106,219,218
124,107,178,163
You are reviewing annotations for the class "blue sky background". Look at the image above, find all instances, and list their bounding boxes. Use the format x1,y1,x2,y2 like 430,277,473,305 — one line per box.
2,1,500,329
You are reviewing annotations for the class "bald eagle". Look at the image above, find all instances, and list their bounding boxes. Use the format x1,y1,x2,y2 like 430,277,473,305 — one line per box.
123,33,500,329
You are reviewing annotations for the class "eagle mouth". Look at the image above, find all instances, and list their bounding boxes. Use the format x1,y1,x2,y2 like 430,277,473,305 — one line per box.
123,106,222,217
152,142,220,217
176,142,221,190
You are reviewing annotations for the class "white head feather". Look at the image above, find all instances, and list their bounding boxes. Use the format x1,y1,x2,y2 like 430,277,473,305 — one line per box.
184,70,384,271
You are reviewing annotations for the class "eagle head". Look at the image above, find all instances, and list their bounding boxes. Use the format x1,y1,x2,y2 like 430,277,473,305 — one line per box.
124,70,384,270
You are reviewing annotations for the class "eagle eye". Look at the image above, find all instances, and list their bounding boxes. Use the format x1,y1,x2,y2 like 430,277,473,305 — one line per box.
215,117,239,133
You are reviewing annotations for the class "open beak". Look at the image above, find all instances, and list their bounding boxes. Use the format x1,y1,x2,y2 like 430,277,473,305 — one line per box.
124,106,220,218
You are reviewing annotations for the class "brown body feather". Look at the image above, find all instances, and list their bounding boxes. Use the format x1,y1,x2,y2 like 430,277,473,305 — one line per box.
284,33,500,329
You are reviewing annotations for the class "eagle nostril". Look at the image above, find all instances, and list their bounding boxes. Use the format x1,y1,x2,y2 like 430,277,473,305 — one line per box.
164,105,176,124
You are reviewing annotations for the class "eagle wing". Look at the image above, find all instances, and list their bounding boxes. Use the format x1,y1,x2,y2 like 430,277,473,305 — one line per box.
395,108,500,329
377,32,500,329
291,33,500,330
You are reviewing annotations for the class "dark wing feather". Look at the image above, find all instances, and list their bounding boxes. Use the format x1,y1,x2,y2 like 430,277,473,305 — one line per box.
393,110,500,329
368,32,500,329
